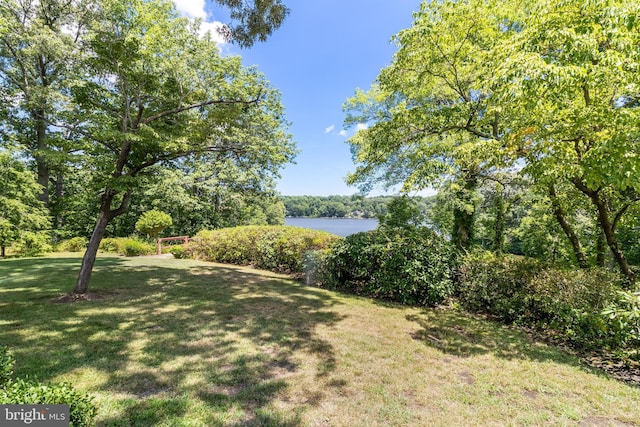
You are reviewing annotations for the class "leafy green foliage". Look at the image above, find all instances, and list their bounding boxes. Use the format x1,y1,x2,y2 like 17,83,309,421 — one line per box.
98,237,154,257
188,226,340,273
0,380,97,426
135,209,172,239
0,347,96,426
457,251,631,350
14,232,53,257
0,346,14,387
122,239,155,257
281,195,435,219
212,0,289,48
0,152,51,256
57,237,88,252
603,291,640,358
321,227,455,307
377,195,425,230
168,244,187,259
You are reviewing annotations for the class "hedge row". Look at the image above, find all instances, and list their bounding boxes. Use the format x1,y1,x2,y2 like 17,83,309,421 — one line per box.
185,226,341,274
457,250,639,355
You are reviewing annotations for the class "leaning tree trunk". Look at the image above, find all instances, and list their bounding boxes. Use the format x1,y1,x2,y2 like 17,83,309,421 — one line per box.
548,184,589,269
572,179,636,283
73,209,112,294
73,190,131,294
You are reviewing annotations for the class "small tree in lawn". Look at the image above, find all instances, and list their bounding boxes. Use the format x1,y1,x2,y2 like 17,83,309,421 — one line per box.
136,209,172,240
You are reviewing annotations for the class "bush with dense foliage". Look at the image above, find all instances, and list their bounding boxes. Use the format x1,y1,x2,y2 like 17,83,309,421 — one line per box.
57,237,88,252
0,347,97,426
0,346,14,386
12,231,52,257
187,226,341,274
603,291,640,359
317,196,455,306
457,250,631,351
98,237,155,257
320,226,455,306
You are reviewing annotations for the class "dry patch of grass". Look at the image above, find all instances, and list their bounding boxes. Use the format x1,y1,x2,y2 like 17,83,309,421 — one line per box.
1,254,639,426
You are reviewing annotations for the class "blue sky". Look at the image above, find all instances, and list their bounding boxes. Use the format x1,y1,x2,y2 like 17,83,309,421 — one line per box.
175,1,422,196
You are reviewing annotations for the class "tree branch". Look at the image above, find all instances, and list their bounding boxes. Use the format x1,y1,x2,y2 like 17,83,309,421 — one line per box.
142,91,263,125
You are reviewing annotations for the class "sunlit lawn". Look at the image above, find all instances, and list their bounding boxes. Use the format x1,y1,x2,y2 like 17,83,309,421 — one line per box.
1,253,638,426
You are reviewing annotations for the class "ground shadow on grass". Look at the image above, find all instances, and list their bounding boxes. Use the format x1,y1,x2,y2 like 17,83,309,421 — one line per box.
406,306,597,369
0,255,346,426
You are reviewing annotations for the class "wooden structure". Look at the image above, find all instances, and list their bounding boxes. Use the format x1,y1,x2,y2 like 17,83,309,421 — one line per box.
157,236,189,255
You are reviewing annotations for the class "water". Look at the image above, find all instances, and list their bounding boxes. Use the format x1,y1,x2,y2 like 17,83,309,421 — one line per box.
284,217,378,237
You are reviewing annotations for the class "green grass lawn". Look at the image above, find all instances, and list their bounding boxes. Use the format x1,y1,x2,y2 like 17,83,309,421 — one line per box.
1,254,639,426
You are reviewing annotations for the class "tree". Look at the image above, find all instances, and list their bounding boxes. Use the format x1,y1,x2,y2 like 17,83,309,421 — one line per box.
63,0,294,294
0,0,289,209
345,0,640,275
343,0,517,249
491,0,640,280
135,209,172,239
0,0,92,206
0,151,50,257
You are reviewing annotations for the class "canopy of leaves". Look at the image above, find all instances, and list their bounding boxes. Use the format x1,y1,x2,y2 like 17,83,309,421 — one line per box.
0,151,50,250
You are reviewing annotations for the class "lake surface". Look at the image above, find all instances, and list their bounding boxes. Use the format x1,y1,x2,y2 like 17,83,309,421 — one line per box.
285,217,378,237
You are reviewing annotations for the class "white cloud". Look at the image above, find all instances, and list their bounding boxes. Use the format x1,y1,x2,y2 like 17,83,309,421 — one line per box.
339,130,348,137
198,20,227,44
173,0,207,18
325,125,335,134
173,0,227,44
356,123,369,131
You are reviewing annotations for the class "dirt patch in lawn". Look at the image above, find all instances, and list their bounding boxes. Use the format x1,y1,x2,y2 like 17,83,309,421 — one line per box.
51,291,114,303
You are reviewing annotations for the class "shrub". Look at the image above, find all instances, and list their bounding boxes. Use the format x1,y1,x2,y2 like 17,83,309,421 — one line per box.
0,380,97,426
57,237,88,252
14,231,52,257
188,226,341,274
98,237,154,256
603,291,640,358
456,251,542,322
0,347,97,426
457,250,626,350
0,346,14,387
122,238,155,257
169,244,187,259
321,226,455,306
98,238,118,253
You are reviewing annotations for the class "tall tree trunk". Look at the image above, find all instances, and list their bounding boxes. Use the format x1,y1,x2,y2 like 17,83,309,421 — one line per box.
452,169,478,250
53,173,64,228
493,183,505,253
548,184,589,269
572,179,636,283
34,110,50,206
1,244,5,258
